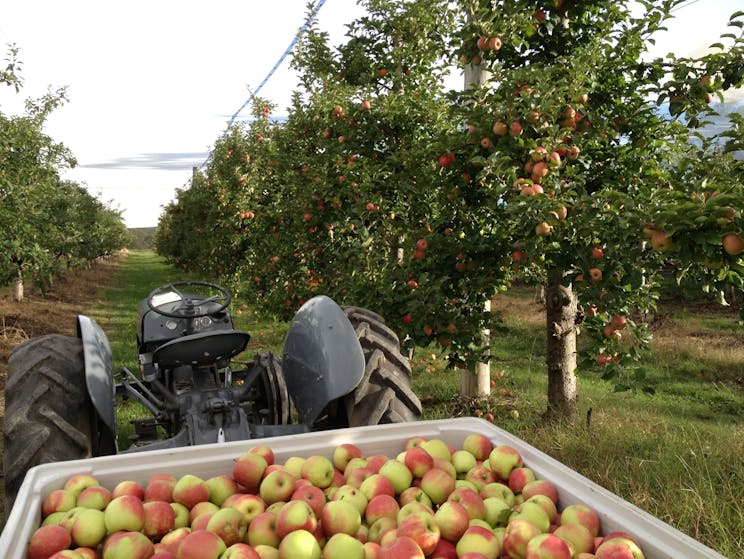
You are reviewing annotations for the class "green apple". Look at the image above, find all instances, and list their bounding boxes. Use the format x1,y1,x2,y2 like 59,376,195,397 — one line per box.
104,494,145,534
254,545,280,559
320,499,361,537
284,456,306,478
434,500,470,543
301,455,336,489
483,497,511,527
456,525,501,559
553,523,595,555
63,474,100,499
488,446,523,481
378,459,413,495
222,542,262,559
206,507,247,546
247,511,281,548
421,439,452,462
322,533,365,559
451,450,477,476
171,502,190,528
479,482,515,507
509,500,550,533
70,508,106,547
260,469,297,504
330,484,368,516
419,468,456,505
278,529,321,559
205,474,239,506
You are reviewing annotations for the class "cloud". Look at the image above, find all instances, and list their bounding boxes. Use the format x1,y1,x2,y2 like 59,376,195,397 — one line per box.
80,152,209,171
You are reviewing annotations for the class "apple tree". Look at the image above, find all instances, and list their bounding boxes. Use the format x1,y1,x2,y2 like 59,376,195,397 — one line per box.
157,0,515,364
443,0,744,418
1,47,130,297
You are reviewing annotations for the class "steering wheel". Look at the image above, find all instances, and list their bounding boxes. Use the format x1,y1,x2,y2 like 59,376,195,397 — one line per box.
146,281,231,319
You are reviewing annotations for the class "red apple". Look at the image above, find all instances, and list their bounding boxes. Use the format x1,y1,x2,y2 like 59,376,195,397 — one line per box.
143,500,177,540
173,475,210,510
27,525,72,559
103,531,155,559
723,233,744,255
177,529,227,559
365,494,400,525
276,499,318,538
396,511,441,555
379,536,425,559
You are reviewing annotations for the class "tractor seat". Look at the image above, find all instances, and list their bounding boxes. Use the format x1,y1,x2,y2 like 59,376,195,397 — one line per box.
153,330,250,368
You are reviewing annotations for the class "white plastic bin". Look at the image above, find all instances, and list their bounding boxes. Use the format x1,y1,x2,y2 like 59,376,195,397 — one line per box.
0,418,726,558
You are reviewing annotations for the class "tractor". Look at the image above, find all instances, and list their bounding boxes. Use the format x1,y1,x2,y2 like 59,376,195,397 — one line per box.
3,281,421,510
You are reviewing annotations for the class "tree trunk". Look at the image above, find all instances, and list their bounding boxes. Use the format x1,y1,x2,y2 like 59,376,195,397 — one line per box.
460,366,490,398
534,284,545,305
460,45,492,399
545,272,578,420
12,270,24,302
460,298,491,398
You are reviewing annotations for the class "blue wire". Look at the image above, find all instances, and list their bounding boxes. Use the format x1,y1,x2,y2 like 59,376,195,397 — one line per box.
225,0,327,130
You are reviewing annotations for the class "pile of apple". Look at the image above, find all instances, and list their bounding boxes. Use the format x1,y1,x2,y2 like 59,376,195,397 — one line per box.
25,434,646,559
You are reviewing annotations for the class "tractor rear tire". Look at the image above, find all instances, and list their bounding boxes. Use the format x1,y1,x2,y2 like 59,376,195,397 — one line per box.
342,307,422,426
4,334,94,513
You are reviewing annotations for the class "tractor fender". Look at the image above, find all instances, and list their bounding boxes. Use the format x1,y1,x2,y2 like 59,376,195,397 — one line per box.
77,315,117,440
282,295,365,426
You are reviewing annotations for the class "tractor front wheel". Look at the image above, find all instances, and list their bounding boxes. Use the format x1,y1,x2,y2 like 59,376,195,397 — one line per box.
342,307,422,426
4,334,96,513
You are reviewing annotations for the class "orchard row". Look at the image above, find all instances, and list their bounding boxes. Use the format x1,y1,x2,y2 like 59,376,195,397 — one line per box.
0,47,130,297
153,2,744,410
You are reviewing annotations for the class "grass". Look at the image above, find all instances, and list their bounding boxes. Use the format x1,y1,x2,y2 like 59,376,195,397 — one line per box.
411,289,744,558
92,251,743,557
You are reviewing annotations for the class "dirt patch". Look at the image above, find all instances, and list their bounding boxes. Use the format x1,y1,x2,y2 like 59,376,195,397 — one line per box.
0,255,124,395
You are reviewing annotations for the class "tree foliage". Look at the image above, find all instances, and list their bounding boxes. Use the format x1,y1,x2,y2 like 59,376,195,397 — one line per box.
155,1,744,415
0,46,130,293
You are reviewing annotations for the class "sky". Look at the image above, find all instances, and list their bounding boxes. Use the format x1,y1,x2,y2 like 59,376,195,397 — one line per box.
0,0,742,228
